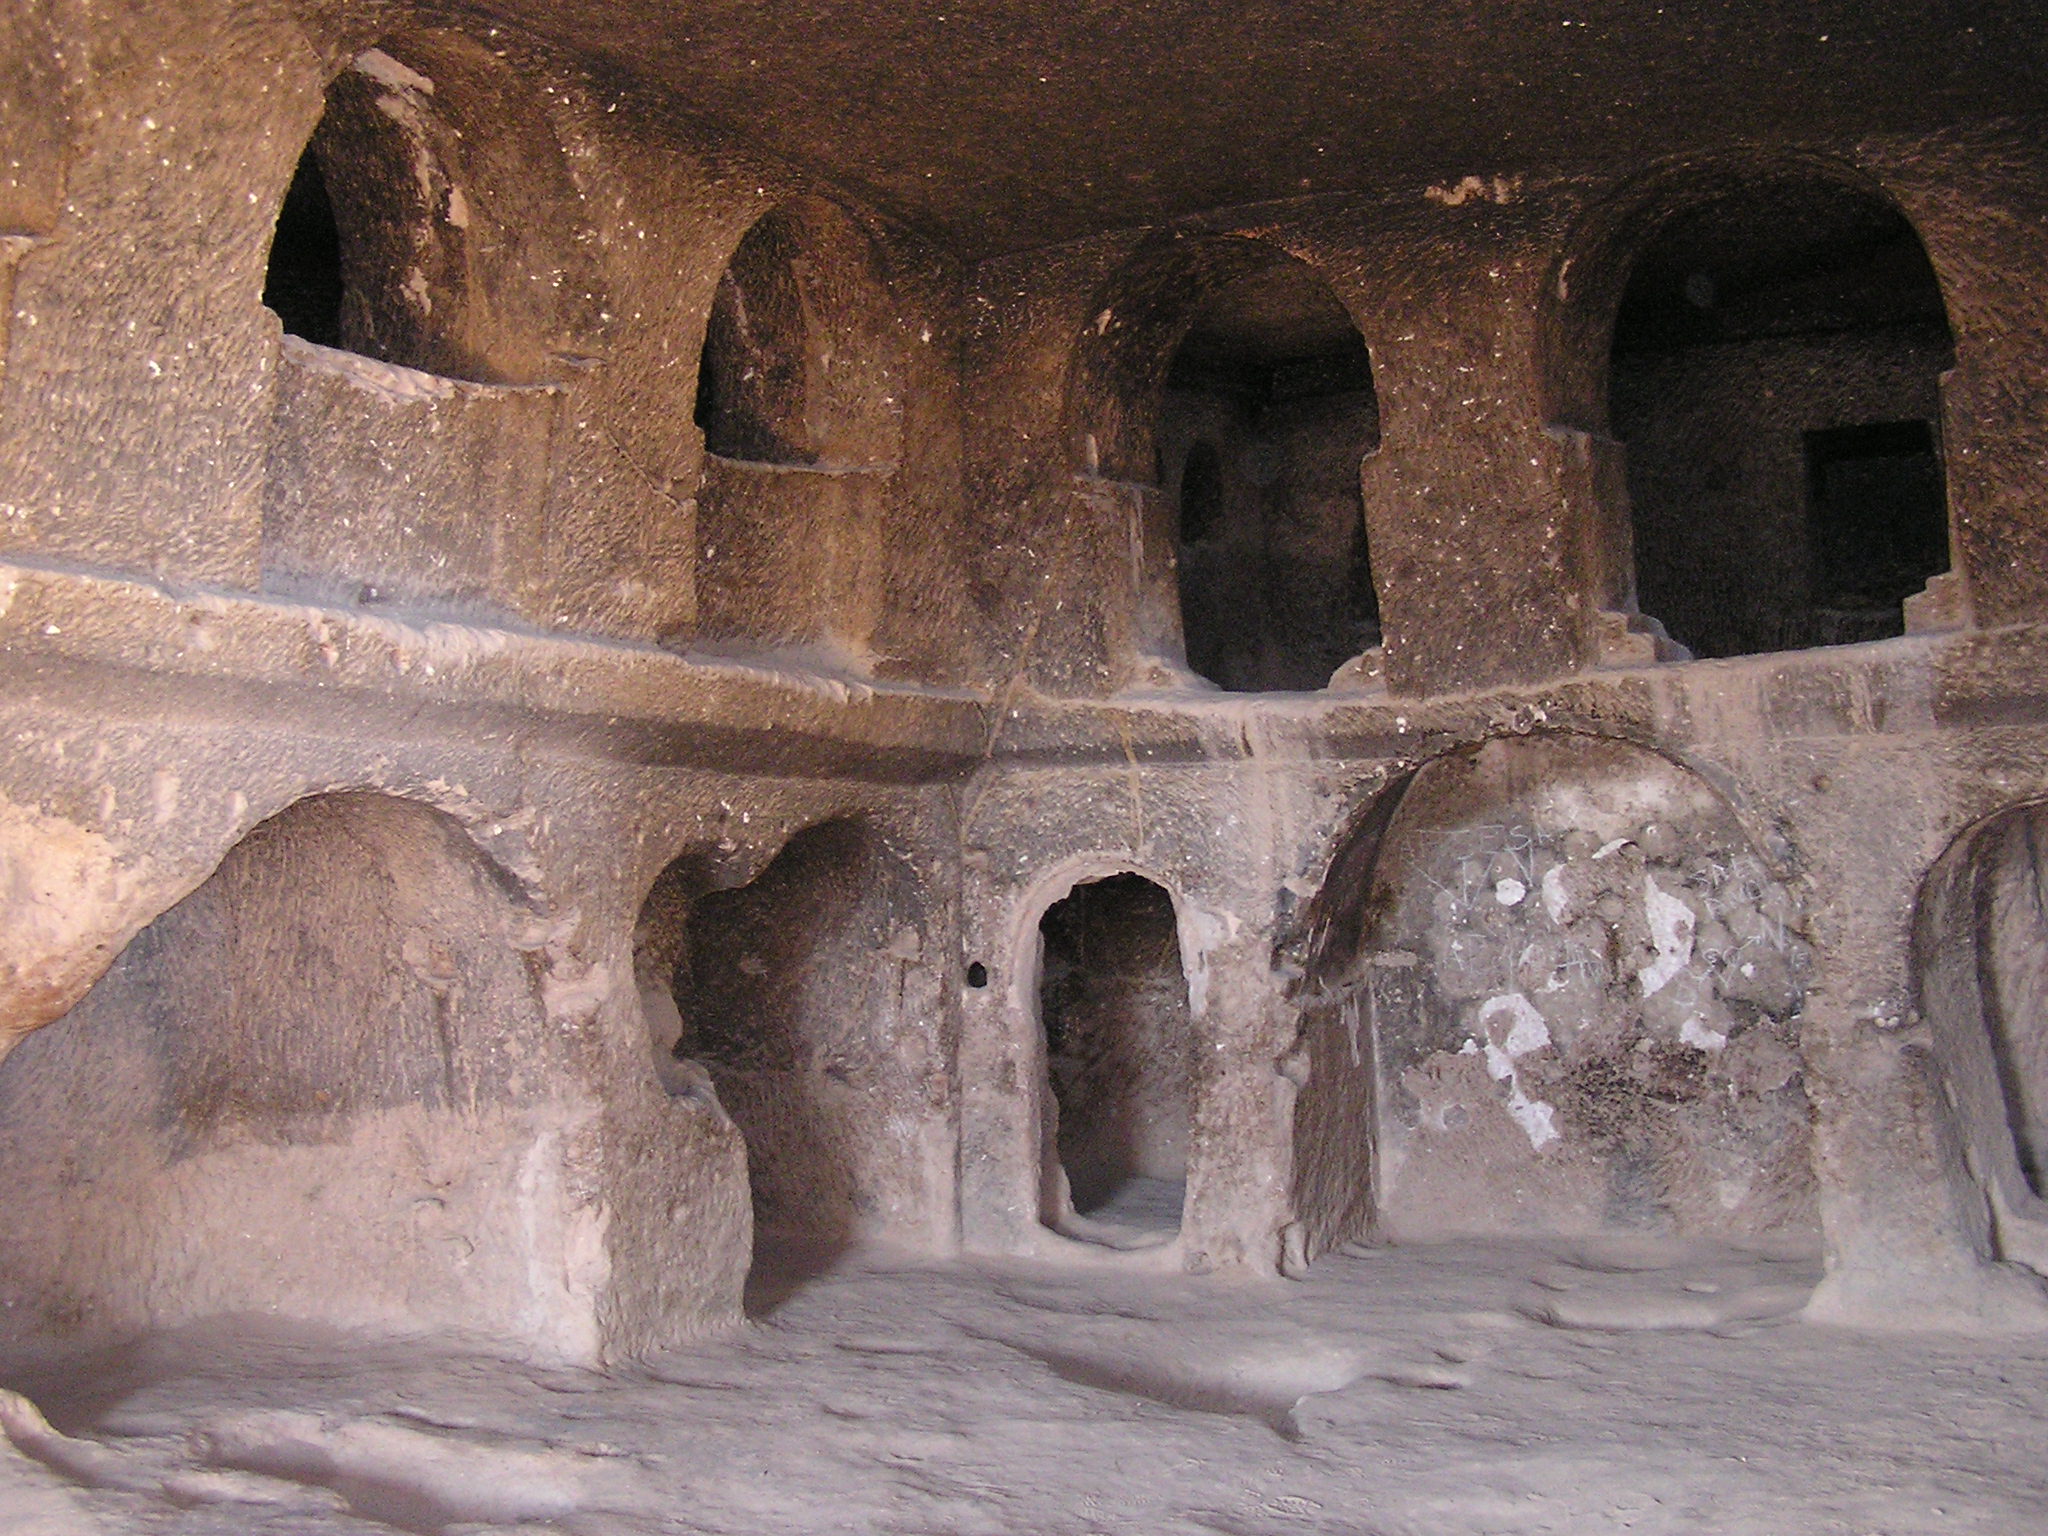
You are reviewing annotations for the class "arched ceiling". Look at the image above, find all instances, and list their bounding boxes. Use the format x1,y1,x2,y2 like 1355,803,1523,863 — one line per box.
473,0,2046,257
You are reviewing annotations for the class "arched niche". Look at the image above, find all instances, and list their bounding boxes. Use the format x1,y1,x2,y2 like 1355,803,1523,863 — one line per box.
1033,872,1193,1248
263,34,604,386
1285,735,1819,1263
0,793,572,1348
694,199,904,470
1915,802,2048,1278
1544,158,1957,661
1067,235,1381,693
690,199,905,656
634,818,941,1255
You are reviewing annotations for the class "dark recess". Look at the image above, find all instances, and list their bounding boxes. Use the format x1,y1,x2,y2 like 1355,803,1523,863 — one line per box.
1612,177,1954,658
1805,420,1949,621
263,149,344,348
1165,262,1381,692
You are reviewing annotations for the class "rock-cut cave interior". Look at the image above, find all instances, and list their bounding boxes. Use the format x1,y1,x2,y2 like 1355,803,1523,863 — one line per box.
0,3,2046,1532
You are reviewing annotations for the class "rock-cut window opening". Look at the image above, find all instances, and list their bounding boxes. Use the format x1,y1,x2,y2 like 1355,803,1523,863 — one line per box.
1037,873,1192,1245
1160,261,1381,692
260,41,592,387
1610,175,1956,659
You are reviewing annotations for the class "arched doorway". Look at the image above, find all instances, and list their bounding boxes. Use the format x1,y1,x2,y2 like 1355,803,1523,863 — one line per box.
1067,237,1380,693
1607,173,1955,657
1161,261,1381,691
1036,873,1192,1245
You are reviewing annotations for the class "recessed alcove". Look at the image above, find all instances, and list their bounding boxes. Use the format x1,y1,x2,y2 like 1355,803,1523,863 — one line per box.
1161,262,1381,691
1065,238,1381,693
1608,175,1956,658
1286,737,1820,1260
255,36,608,625
1915,801,2048,1274
689,200,904,657
8,2,2048,1527
636,819,942,1252
0,793,573,1349
1036,873,1192,1244
261,39,599,387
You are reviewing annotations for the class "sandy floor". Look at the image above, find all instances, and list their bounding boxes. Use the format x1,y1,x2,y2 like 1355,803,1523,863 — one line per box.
3,1238,2045,1535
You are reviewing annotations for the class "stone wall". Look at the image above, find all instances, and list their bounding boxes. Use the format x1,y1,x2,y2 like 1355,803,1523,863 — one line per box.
1,0,2046,1364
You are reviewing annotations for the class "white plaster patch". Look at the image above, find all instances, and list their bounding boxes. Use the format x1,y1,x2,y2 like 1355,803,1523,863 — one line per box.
1679,1015,1728,1052
1541,863,1569,924
402,269,434,316
1476,992,1551,1072
1177,901,1237,1019
1424,173,1521,206
1470,993,1559,1150
1504,1089,1559,1149
353,48,435,95
1493,876,1527,907
1638,876,1695,997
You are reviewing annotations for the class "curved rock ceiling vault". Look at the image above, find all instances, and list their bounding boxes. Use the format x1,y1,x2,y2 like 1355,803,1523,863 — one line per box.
480,0,2048,254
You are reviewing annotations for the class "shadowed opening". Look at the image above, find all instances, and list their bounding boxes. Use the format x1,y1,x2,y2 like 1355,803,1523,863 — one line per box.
695,209,819,466
1611,175,1955,658
1037,873,1192,1245
638,819,928,1261
0,794,545,1343
259,40,599,386
263,149,344,349
1163,262,1381,691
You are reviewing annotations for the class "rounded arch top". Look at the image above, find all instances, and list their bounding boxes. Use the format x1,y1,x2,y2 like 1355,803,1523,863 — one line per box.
1064,232,1376,484
694,195,906,470
1284,728,1798,993
265,28,608,386
1291,729,1820,1248
0,783,545,1068
1538,149,1955,435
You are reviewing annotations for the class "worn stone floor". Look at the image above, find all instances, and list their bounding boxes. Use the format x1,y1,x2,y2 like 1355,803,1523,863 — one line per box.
3,1238,2044,1535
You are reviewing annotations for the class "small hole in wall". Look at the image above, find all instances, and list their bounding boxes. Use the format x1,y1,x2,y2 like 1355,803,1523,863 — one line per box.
966,961,989,989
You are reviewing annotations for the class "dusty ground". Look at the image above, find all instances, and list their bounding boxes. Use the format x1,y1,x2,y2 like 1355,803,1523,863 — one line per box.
3,1239,2044,1535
